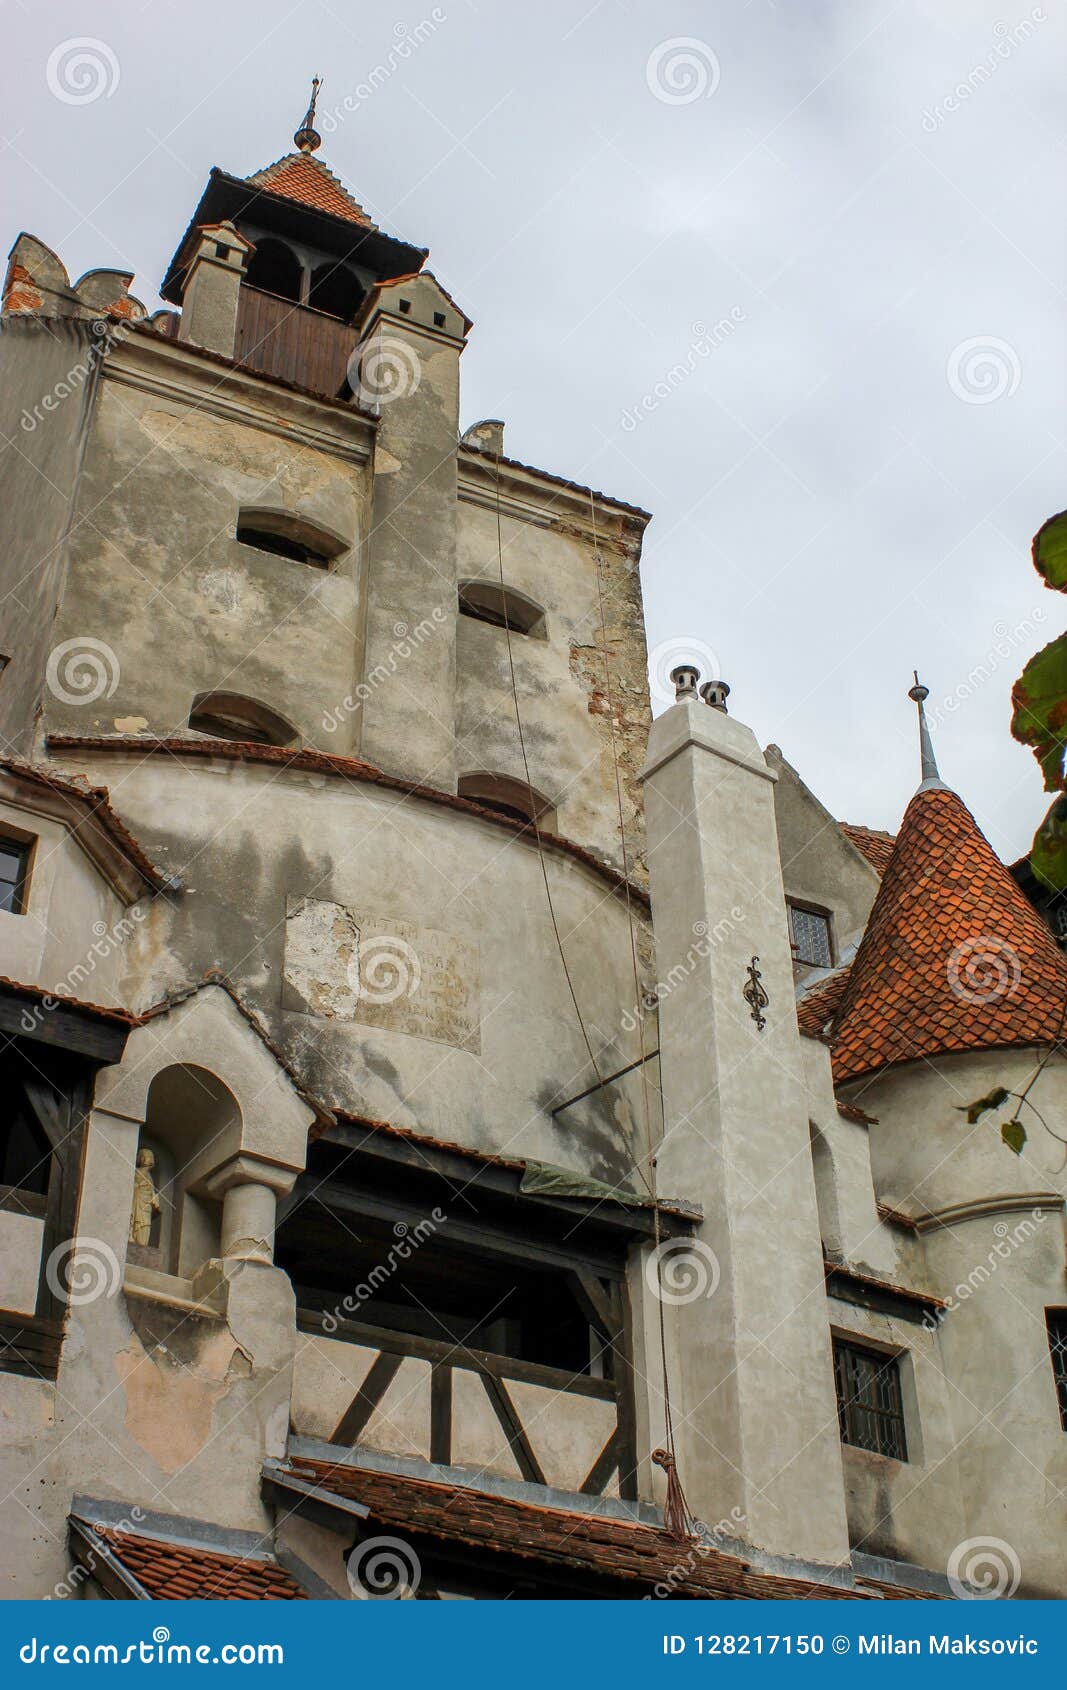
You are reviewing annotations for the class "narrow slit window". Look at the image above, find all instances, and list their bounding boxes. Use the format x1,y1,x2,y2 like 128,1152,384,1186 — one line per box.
833,1337,908,1461
0,836,31,915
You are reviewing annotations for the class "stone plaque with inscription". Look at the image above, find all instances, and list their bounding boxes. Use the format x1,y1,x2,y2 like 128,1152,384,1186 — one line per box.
283,896,481,1052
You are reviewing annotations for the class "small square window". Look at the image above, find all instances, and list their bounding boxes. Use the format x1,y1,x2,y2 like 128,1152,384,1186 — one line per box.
398,298,412,315
1046,1310,1067,1428
833,1337,908,1460
0,837,31,915
789,902,832,968
433,311,446,328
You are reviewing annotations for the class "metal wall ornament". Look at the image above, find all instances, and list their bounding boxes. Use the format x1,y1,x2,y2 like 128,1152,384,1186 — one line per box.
743,956,769,1032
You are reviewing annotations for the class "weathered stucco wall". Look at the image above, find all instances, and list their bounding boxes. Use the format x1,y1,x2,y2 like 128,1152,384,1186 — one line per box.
767,746,881,966
456,479,651,877
0,319,104,756
40,335,374,755
52,746,658,1187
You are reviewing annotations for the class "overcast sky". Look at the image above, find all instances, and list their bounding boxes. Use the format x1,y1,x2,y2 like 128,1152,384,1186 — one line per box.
5,0,1064,860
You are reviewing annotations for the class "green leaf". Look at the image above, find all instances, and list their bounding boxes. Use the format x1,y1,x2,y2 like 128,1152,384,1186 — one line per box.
955,1087,1010,1124
1030,792,1067,893
1011,633,1067,791
1033,510,1067,593
1001,1118,1027,1155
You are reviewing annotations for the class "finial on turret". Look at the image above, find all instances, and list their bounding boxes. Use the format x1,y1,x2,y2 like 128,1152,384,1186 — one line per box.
294,76,323,154
908,670,944,791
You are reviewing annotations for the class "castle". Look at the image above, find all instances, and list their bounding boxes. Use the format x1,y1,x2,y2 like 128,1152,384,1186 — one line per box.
0,86,1064,1601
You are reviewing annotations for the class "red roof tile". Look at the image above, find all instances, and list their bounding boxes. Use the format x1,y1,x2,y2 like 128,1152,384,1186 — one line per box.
0,757,169,891
279,1460,866,1599
246,154,373,227
796,968,851,1039
840,823,896,876
831,787,1067,1084
89,1526,306,1600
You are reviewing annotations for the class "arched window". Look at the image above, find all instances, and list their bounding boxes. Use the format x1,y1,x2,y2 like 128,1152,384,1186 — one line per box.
188,691,297,748
307,261,365,322
129,1065,242,1277
457,772,556,832
245,237,304,304
236,507,347,569
458,581,546,639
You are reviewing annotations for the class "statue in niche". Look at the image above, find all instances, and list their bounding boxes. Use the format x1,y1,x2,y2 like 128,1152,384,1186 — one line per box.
129,1147,161,1248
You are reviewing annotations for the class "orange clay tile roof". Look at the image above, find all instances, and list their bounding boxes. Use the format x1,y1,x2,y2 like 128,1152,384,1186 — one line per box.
796,968,851,1039
279,1460,866,1599
245,154,373,226
830,786,1067,1085
840,822,896,876
88,1525,306,1600
0,757,169,890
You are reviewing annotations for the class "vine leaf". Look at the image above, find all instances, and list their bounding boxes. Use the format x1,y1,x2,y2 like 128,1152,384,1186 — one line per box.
1001,1118,1027,1156
1030,792,1067,893
1011,633,1067,792
1032,509,1067,593
956,1087,1009,1123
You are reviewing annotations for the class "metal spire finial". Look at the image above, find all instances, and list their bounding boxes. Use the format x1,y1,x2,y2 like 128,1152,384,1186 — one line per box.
294,76,323,154
908,670,944,791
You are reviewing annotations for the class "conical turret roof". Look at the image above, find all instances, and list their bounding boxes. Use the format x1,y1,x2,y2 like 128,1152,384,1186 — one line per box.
830,785,1067,1083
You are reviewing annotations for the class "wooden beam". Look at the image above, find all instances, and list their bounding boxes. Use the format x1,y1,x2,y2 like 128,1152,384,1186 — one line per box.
579,1430,621,1496
0,995,128,1062
430,1364,452,1465
568,1270,618,1341
481,1374,546,1485
330,1350,402,1446
298,1309,616,1402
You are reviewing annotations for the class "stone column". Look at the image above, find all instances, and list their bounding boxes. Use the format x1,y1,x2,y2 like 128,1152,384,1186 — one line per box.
201,1155,294,1264
177,221,253,359
353,272,468,787
641,682,850,1567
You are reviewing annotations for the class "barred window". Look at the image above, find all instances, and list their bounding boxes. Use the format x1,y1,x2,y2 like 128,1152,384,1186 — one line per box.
789,902,832,969
833,1337,908,1461
0,836,31,916
1047,1310,1067,1429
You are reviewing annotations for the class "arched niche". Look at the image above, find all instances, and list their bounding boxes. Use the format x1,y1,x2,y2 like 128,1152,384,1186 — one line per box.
809,1120,842,1258
188,690,298,748
126,1064,241,1279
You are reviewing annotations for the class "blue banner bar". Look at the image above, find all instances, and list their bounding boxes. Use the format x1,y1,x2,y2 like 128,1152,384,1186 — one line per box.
0,1599,1059,1684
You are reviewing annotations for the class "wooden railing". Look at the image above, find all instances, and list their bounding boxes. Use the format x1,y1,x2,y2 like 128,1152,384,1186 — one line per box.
234,287,358,400
295,1307,635,1497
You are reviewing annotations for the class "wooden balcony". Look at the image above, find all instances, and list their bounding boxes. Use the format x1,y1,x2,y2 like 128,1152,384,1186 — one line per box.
233,286,358,400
